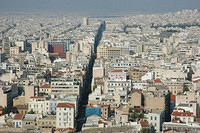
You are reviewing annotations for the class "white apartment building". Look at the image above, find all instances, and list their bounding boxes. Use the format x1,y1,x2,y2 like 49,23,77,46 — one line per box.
51,77,80,96
28,95,78,116
145,110,165,133
141,71,155,81
108,69,127,81
56,102,75,129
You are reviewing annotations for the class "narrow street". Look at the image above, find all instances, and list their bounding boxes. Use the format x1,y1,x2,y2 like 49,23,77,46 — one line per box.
76,21,106,132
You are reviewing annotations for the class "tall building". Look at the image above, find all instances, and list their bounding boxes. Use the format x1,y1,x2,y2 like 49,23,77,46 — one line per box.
83,17,89,25
48,39,71,58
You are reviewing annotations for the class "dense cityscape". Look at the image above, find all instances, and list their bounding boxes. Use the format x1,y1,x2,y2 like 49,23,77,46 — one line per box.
0,9,200,133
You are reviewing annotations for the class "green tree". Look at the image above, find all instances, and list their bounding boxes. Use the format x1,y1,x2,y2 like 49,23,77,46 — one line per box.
28,109,35,114
51,111,56,115
68,131,75,133
129,109,145,121
183,83,189,93
2,107,9,114
139,128,152,133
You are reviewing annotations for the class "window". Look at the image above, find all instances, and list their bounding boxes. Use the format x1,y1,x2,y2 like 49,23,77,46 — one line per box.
155,117,157,120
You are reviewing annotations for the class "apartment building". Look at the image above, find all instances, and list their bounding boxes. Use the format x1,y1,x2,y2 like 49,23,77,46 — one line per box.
51,77,80,96
56,102,75,129
97,45,129,59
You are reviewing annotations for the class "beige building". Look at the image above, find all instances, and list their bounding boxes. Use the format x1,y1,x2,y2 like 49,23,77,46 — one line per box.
97,45,129,59
115,106,129,125
22,114,37,130
25,85,39,103
101,105,110,119
13,96,26,106
39,84,52,95
15,104,28,114
144,91,167,110
15,41,25,51
0,87,13,107
37,115,56,132
128,90,142,108
128,67,148,81
32,41,48,53
93,65,104,79
166,82,193,95
154,68,186,81
10,46,19,56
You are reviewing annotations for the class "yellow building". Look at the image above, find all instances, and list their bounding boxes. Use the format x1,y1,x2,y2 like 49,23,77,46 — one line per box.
13,96,25,106
97,45,129,59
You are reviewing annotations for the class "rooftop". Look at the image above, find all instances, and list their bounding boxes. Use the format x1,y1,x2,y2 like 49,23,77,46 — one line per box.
13,114,24,120
57,102,75,108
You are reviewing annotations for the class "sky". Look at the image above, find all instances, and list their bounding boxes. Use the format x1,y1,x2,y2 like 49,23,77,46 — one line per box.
0,0,199,14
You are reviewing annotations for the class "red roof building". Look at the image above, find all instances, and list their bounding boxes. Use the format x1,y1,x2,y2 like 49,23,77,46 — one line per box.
57,103,75,108
14,114,24,120
140,120,149,128
40,84,51,89
111,70,123,73
154,79,162,83
171,111,193,117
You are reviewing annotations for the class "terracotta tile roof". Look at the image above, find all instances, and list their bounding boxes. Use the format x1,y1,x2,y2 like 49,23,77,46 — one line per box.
172,120,179,123
135,107,144,111
193,80,200,83
111,70,122,73
196,117,200,122
177,108,184,111
140,120,149,128
170,94,176,102
98,122,104,124
154,79,162,83
171,111,193,117
193,76,200,79
14,114,24,120
40,84,51,88
57,103,75,108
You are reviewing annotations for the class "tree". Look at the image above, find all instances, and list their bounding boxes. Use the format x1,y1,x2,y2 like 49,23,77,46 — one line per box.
129,109,145,122
51,111,56,115
172,116,180,121
2,107,9,114
28,109,35,114
183,83,189,93
68,131,75,133
139,128,152,133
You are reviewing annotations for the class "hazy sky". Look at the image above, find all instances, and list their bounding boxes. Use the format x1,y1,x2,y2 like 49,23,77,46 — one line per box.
0,0,199,14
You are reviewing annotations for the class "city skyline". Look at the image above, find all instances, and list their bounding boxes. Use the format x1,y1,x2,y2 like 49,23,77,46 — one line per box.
0,0,200,15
